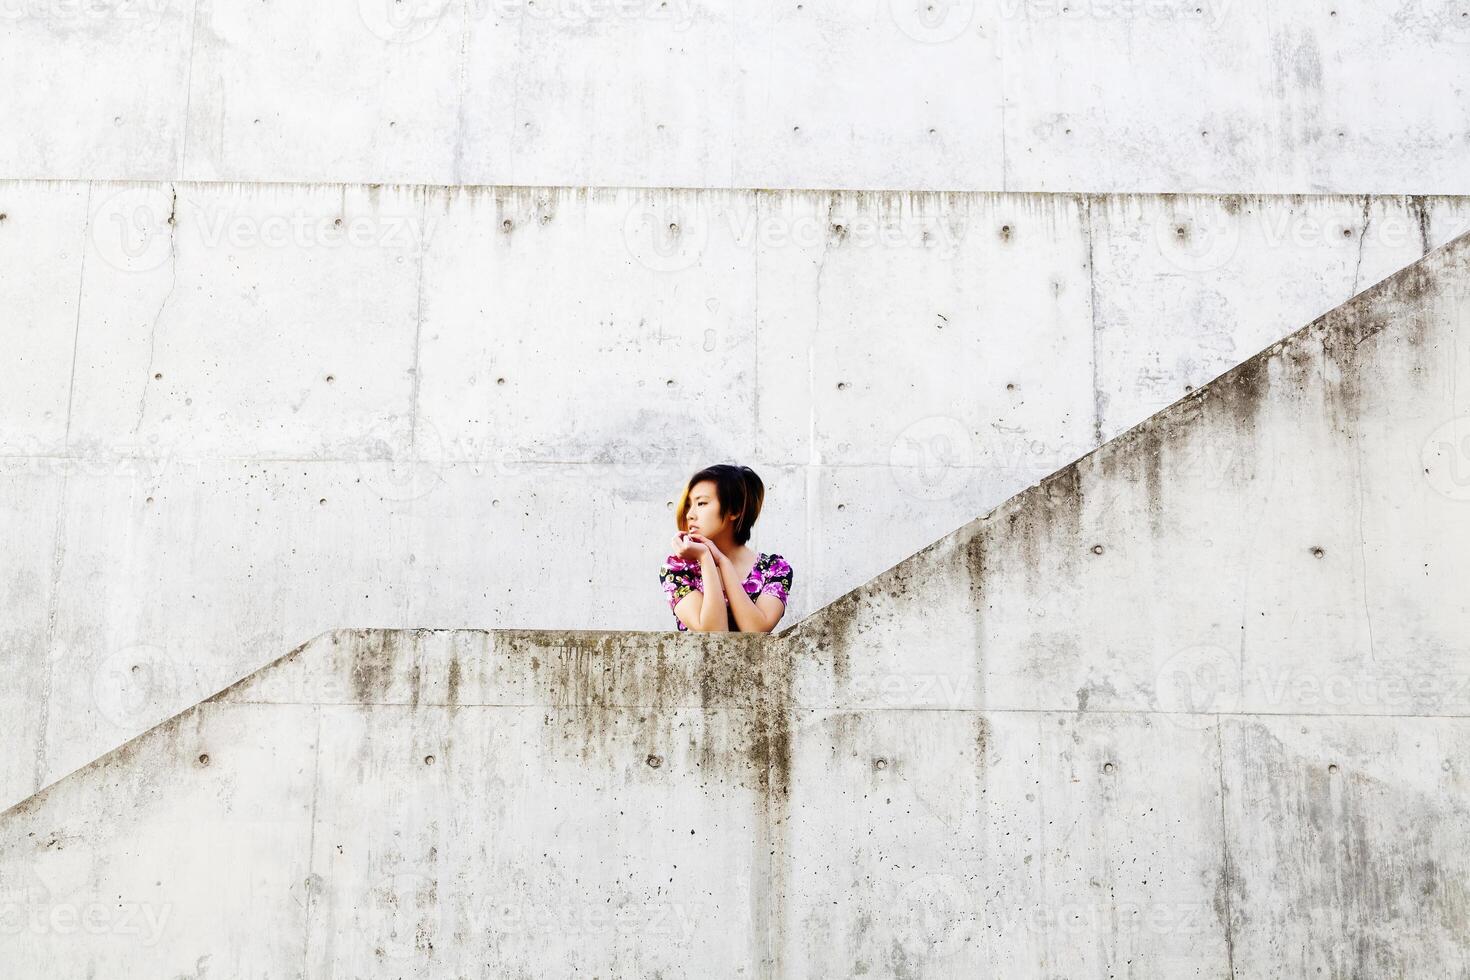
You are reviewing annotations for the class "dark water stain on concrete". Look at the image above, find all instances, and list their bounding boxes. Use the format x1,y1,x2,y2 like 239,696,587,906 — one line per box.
1406,196,1432,257
993,461,1088,593
786,590,861,691
446,655,462,706
1315,238,1449,436
349,631,397,704
1204,343,1272,448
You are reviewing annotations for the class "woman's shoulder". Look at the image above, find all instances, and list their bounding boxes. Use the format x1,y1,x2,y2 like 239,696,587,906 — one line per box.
758,552,793,574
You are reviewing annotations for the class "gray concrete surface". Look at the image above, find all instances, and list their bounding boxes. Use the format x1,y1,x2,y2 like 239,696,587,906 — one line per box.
6,182,1470,817
3,1,1470,192
4,226,1467,978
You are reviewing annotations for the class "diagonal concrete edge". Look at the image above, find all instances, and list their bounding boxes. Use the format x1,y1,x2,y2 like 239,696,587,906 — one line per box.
0,632,320,821
777,224,1470,650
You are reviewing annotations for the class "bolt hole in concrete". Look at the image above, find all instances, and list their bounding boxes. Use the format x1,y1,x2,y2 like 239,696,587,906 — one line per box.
1103,761,1115,774
424,755,435,766
646,754,663,769
197,753,210,766
1311,546,1326,558
1328,763,1339,774
1091,544,1105,555
874,758,888,771
501,219,513,232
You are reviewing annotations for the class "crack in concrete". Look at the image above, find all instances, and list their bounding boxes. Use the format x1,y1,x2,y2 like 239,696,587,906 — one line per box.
1215,721,1239,980
1349,195,1371,297
408,192,429,456
133,185,180,439
62,184,93,452
1084,195,1104,445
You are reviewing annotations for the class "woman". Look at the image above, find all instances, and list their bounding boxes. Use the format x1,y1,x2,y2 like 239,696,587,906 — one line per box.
659,464,794,633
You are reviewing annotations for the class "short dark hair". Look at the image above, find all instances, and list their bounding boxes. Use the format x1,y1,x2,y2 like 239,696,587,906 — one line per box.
675,464,765,546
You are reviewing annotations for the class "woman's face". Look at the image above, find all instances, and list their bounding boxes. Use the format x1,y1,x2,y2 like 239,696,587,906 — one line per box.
684,480,725,535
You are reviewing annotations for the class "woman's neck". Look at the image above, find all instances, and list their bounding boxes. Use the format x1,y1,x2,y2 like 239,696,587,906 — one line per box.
724,541,756,574
710,533,752,565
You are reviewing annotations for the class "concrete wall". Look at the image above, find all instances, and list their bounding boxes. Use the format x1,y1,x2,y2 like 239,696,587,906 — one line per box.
4,228,1468,977
7,182,1470,815
3,0,1470,192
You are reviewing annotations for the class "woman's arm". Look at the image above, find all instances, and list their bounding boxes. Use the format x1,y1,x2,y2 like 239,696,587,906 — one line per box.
718,558,776,632
693,539,777,633
692,550,731,632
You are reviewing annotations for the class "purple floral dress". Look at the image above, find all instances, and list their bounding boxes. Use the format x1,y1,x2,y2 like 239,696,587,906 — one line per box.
659,552,794,632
